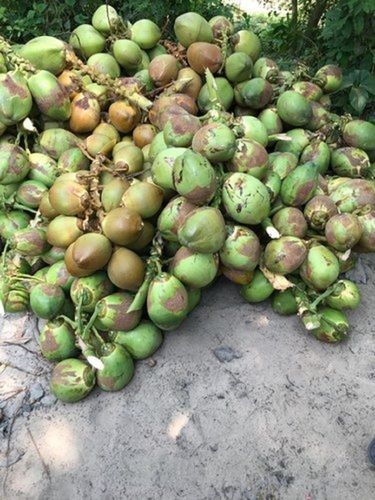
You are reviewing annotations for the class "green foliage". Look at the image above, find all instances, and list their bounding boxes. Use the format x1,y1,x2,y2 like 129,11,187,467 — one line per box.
0,1,97,41
319,0,375,118
320,0,374,71
332,70,375,118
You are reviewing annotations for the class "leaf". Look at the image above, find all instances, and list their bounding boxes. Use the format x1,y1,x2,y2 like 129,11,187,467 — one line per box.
260,265,294,291
349,87,369,114
339,74,355,91
362,0,375,13
353,15,364,35
359,72,375,95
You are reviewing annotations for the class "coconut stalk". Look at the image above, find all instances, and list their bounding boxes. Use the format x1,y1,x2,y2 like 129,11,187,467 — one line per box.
0,36,36,74
65,49,152,111
0,36,152,111
128,234,164,313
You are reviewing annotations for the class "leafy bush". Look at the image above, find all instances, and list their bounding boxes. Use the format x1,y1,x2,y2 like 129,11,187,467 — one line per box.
0,1,96,42
320,0,375,117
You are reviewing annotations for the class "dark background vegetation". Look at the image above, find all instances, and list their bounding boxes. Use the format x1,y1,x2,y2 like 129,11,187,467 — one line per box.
0,0,374,118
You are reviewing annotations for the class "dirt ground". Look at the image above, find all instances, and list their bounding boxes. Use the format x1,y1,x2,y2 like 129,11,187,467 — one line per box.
0,256,374,500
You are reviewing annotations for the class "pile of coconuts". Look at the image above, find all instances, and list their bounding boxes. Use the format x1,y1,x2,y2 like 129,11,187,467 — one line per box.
0,5,374,403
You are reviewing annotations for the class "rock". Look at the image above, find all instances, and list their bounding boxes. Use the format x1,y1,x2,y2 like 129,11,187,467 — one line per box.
40,394,57,406
213,346,242,362
22,404,32,415
345,257,368,284
29,382,44,403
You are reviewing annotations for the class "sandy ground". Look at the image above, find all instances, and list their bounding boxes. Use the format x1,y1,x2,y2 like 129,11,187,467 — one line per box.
0,255,374,499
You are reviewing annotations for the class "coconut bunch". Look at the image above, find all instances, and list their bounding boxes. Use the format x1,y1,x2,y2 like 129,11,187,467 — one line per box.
0,6,374,403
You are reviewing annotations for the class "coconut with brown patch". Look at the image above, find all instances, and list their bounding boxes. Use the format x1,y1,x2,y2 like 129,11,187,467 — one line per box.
331,147,371,178
306,101,330,131
355,211,375,253
50,358,95,403
272,207,308,238
237,78,273,110
325,213,362,251
28,70,71,121
258,107,283,135
280,162,320,207
329,179,375,213
221,265,254,285
57,70,81,99
172,149,217,205
157,104,191,131
133,124,157,148
28,152,57,187
220,225,261,271
0,70,33,126
170,247,219,288
29,282,65,319
38,128,79,160
187,42,222,75
300,245,340,291
178,206,226,254
209,15,233,38
264,236,307,275
108,101,141,134
57,147,90,173
69,92,100,134
301,141,330,176
228,139,269,179
45,260,74,293
157,196,197,242
0,143,30,184
148,93,198,128
192,122,236,162
149,54,180,86
39,318,79,361
70,272,114,312
147,273,189,330
253,57,279,81
94,292,142,331
151,147,187,190
176,67,203,99
96,343,134,392
314,65,342,93
163,111,201,148
11,227,50,256
292,81,323,101
0,210,31,240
